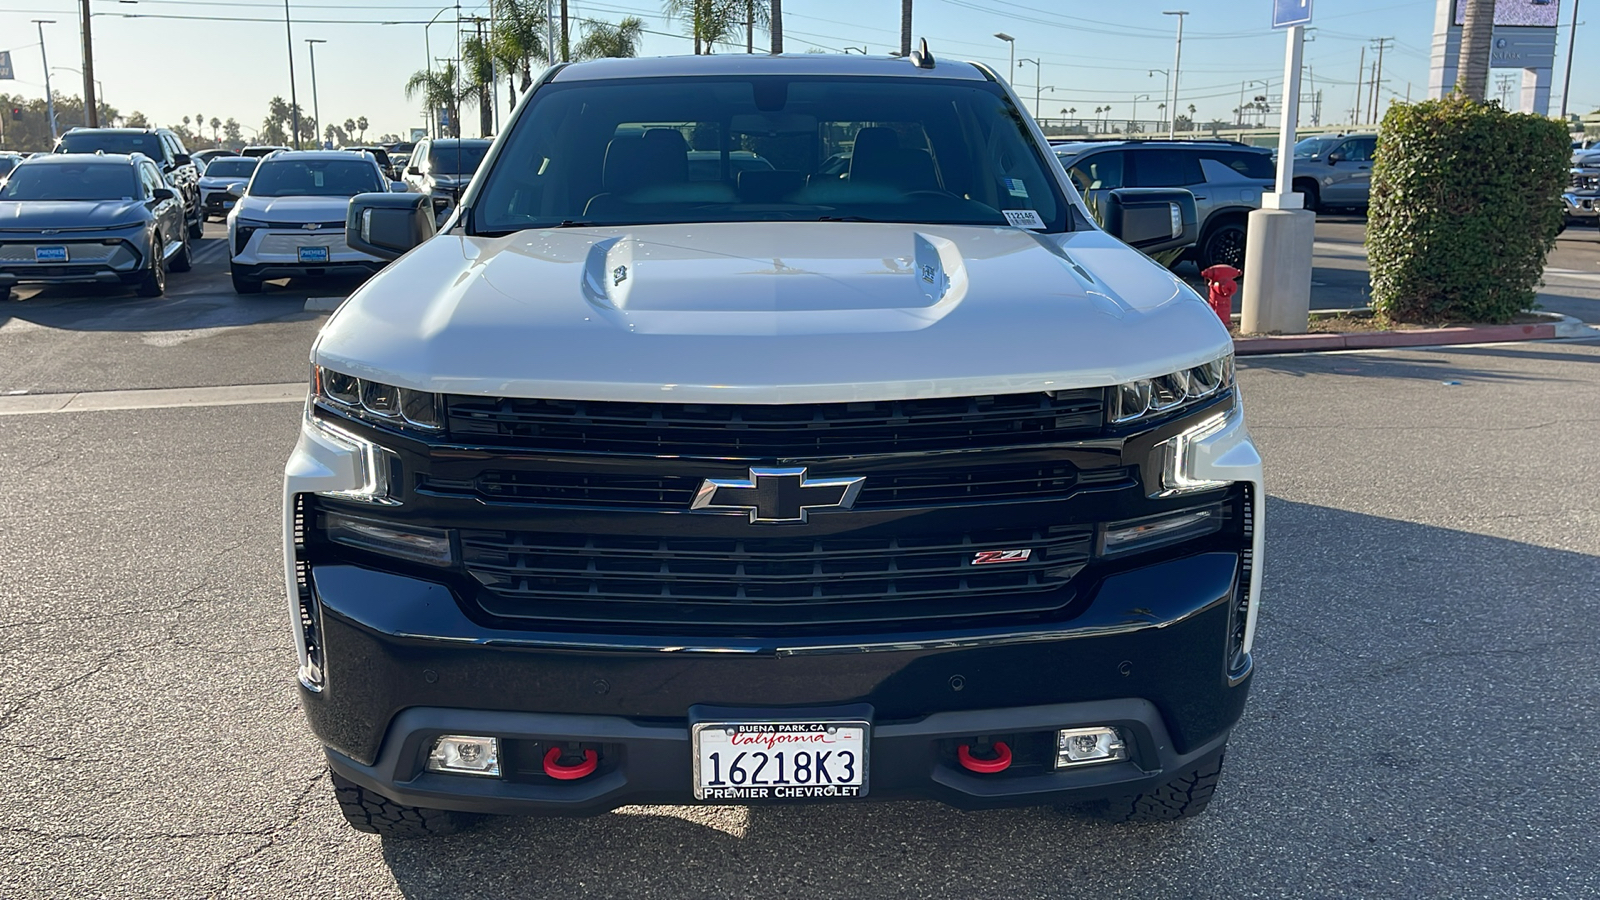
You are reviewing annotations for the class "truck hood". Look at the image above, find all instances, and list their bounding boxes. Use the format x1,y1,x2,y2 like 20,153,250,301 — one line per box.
315,222,1232,404
0,199,148,231
237,194,354,224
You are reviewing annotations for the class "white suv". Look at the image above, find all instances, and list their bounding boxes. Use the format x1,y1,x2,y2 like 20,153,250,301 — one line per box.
227,150,398,294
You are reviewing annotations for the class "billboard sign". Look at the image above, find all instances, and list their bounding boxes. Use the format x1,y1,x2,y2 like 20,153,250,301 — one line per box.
1273,0,1314,29
1453,0,1559,28
0,52,13,81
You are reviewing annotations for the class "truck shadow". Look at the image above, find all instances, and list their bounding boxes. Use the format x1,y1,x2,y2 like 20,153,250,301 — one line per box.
373,496,1600,899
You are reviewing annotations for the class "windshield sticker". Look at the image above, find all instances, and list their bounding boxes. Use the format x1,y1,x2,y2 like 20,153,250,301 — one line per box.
1004,209,1046,230
1003,177,1030,199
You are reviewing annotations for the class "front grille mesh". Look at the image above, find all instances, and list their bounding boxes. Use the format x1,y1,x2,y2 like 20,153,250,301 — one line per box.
460,525,1094,627
443,391,1106,457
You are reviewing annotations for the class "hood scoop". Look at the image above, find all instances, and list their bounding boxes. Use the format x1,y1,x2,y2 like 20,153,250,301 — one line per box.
581,231,962,314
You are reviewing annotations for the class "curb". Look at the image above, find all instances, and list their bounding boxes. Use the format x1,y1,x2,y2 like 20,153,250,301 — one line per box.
1234,316,1597,355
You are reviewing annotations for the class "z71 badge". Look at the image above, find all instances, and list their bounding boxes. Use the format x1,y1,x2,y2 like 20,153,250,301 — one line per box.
971,549,1033,565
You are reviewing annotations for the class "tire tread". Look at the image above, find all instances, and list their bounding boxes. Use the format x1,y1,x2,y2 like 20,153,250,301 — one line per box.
330,771,477,839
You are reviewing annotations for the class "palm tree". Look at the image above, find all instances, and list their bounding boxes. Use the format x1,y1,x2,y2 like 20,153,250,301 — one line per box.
742,0,771,53
1458,0,1494,101
573,16,645,60
900,0,912,58
664,0,742,54
462,33,497,137
405,63,466,137
490,0,546,112
356,116,368,141
344,118,357,139
210,117,221,143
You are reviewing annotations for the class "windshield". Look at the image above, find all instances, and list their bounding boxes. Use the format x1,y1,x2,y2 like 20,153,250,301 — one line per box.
429,142,491,175
248,158,383,197
57,131,165,158
471,75,1068,234
0,163,136,201
1294,136,1340,158
204,158,259,178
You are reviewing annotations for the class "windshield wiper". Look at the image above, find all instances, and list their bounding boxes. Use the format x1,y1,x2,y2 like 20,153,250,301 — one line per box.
814,215,875,222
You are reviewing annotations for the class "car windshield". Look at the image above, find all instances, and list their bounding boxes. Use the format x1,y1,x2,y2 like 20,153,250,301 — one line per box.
1294,137,1340,158
429,142,491,175
249,158,383,197
57,131,165,157
0,157,18,178
0,163,136,201
205,158,259,178
471,75,1069,234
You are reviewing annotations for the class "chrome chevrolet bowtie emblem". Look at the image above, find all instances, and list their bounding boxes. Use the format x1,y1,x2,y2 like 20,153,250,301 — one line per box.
691,467,865,524
302,222,322,231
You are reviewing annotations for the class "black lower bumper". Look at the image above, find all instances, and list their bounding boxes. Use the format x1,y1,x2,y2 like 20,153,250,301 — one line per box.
302,550,1252,815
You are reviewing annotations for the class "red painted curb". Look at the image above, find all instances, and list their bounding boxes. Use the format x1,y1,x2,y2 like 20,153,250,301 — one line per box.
1235,322,1558,355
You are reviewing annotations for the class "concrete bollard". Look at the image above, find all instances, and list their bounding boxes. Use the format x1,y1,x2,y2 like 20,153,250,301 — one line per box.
1240,207,1316,335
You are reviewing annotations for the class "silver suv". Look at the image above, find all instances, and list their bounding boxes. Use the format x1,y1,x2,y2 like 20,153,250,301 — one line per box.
1289,133,1377,213
1055,140,1273,270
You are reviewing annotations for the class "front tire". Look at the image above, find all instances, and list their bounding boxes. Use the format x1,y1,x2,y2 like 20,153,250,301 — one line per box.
136,238,167,298
231,267,262,294
1066,746,1226,823
1294,179,1321,214
170,231,193,273
330,771,480,838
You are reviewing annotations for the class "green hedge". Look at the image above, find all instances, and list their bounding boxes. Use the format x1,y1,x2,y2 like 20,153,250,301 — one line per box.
1367,94,1570,324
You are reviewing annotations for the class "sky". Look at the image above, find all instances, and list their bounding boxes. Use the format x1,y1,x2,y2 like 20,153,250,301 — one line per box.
0,0,1594,142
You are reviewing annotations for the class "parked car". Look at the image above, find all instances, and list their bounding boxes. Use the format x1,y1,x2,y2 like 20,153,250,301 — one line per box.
1056,139,1273,270
0,152,23,182
388,152,411,174
1564,156,1600,227
227,150,398,293
192,148,233,171
0,153,190,300
401,137,492,219
289,52,1261,838
198,156,260,220
53,127,204,238
1289,133,1377,212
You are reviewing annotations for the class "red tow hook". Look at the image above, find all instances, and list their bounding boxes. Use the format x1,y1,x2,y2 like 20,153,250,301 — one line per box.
956,741,1013,774
543,746,599,780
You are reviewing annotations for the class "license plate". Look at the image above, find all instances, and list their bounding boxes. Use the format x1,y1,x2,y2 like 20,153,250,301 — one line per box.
298,245,330,263
34,246,67,262
693,720,868,801
222,200,235,209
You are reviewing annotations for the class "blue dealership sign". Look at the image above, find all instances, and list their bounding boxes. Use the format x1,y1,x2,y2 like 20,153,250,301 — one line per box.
1273,0,1314,29
0,51,13,80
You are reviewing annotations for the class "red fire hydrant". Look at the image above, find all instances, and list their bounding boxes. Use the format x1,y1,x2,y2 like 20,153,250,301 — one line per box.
1200,264,1240,325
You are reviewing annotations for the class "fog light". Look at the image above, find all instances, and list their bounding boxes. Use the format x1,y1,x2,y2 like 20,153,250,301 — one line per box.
427,735,501,777
1100,504,1224,558
321,511,454,566
1055,727,1126,768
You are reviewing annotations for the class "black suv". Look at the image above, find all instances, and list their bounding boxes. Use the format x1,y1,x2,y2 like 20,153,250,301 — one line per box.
54,128,204,238
1055,140,1275,270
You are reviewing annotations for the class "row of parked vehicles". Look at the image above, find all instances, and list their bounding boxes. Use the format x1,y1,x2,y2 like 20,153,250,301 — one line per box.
0,126,494,299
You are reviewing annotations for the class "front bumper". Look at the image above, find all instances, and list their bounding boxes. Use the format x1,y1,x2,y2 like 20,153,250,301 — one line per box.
232,226,384,278
1563,192,1599,220
312,551,1247,815
0,238,145,288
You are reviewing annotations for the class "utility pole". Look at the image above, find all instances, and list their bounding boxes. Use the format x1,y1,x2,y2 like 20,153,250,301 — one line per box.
771,0,782,53
1164,10,1188,138
284,0,300,148
1370,37,1392,124
561,0,569,61
79,0,97,127
1352,45,1364,125
1560,0,1582,119
34,21,59,142
306,39,325,147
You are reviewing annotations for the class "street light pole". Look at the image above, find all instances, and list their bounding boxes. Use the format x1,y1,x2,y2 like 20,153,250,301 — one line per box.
306,39,326,147
1149,68,1170,134
33,21,60,143
1163,10,1187,138
993,32,1015,81
79,0,98,127
283,0,300,148
1017,58,1042,119
1560,0,1582,120
1133,93,1150,131
52,67,104,125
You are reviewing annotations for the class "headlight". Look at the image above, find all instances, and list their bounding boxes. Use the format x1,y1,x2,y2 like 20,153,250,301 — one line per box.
313,365,443,432
1111,353,1234,425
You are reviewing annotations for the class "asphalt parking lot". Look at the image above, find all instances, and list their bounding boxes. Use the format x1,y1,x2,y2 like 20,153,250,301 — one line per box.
2,219,1599,898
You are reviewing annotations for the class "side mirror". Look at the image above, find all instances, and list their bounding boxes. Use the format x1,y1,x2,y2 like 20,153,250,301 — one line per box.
173,153,192,167
346,191,436,261
1326,152,1343,165
406,165,421,176
152,187,176,202
226,183,246,198
1101,188,1198,257
390,181,409,193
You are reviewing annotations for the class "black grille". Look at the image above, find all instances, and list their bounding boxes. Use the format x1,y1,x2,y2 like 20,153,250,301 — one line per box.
443,391,1106,457
419,464,1133,510
460,525,1093,627
1572,174,1600,191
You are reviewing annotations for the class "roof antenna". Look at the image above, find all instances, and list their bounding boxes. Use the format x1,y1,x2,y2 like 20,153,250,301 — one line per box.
909,37,935,69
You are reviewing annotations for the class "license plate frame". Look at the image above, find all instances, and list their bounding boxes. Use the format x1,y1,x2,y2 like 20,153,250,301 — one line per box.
692,718,869,801
297,245,330,263
34,246,68,263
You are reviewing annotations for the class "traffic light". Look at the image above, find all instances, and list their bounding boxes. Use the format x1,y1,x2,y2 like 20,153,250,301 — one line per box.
9,107,20,118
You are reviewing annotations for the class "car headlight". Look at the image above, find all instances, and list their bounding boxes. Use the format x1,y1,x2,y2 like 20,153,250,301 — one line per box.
1111,353,1234,425
313,365,443,433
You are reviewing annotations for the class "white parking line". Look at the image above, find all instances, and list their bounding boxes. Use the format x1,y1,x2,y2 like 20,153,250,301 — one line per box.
0,383,305,416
